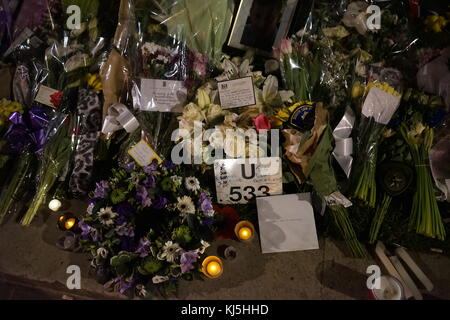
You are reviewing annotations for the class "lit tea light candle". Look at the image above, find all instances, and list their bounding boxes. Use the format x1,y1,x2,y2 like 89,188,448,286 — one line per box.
238,227,252,240
57,214,79,231
234,221,255,241
65,218,76,230
201,256,223,279
49,199,62,212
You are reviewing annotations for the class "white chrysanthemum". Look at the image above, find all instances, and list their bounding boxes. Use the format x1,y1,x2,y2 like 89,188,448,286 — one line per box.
157,241,181,263
185,177,201,192
98,207,118,226
152,275,170,284
171,175,183,186
176,196,196,216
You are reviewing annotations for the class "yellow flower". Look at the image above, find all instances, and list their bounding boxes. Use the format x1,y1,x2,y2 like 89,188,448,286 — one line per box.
424,14,448,33
86,73,102,91
365,81,401,98
352,81,365,98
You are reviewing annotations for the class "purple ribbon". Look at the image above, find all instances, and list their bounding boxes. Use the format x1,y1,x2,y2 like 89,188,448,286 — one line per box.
5,107,49,155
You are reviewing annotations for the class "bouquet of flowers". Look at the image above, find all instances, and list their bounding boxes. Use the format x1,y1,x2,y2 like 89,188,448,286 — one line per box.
173,55,293,167
79,160,217,298
351,68,404,208
400,113,446,241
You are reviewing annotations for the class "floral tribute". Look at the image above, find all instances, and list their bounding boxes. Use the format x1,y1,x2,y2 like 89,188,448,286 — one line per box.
78,160,217,298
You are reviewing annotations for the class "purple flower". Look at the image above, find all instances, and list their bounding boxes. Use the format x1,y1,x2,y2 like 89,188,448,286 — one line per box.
115,223,135,238
201,217,215,226
180,251,199,273
134,238,151,258
163,160,176,171
125,162,135,172
94,180,109,199
111,276,135,295
200,193,213,213
143,161,158,175
79,220,93,239
136,185,152,208
143,175,157,189
116,203,133,219
151,195,168,210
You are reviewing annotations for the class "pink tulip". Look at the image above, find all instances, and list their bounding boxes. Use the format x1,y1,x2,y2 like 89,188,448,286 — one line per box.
280,38,292,55
253,114,271,131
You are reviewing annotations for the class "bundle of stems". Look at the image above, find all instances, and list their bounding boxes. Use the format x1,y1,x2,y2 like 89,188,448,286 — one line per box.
20,114,79,226
368,193,392,244
329,205,367,258
400,122,445,240
352,116,384,208
0,153,34,223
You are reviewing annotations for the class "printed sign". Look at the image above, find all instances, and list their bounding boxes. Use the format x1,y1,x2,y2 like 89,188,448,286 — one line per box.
214,157,282,204
138,79,187,112
218,76,256,109
128,139,162,167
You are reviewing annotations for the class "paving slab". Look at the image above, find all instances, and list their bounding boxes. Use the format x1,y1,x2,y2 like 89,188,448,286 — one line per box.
0,200,449,300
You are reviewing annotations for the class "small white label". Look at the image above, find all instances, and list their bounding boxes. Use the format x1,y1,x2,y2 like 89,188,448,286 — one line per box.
128,139,162,167
218,76,256,109
214,157,282,204
138,79,187,112
35,85,62,108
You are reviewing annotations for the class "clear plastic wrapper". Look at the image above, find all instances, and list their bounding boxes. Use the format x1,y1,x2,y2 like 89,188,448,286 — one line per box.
351,66,404,208
21,112,80,226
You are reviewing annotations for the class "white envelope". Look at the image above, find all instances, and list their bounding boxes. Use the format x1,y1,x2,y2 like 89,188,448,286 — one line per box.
256,193,320,254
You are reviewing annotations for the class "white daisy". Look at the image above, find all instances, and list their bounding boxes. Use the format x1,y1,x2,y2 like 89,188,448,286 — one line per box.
157,241,181,263
152,275,170,284
176,196,196,216
98,207,118,226
185,177,200,192
171,175,183,186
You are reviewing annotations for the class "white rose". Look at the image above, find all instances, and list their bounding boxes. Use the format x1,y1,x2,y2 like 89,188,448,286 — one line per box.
183,103,205,122
206,104,224,122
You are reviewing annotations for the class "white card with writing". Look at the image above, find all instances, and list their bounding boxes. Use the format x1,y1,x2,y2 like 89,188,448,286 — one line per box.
362,87,401,124
128,139,162,167
257,193,320,254
218,76,256,109
34,85,62,108
214,157,282,204
138,79,187,112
